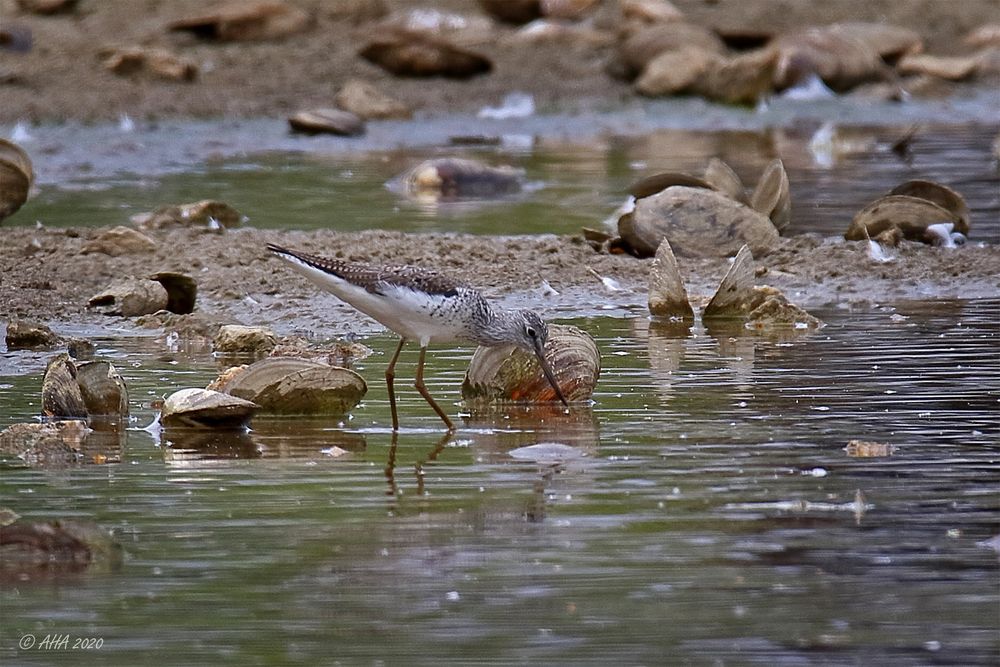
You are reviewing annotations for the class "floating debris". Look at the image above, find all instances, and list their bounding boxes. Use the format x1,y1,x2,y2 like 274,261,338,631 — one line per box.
844,440,896,457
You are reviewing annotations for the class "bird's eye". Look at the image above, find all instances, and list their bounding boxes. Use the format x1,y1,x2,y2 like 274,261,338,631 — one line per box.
525,326,537,338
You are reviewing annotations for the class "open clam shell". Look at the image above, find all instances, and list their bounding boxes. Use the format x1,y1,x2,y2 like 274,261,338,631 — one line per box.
76,361,129,419
647,238,694,322
620,186,779,258
160,388,258,429
41,354,88,418
845,194,964,242
149,272,197,315
888,180,970,233
216,357,367,415
628,171,714,200
703,158,748,204
462,324,600,403
749,158,791,232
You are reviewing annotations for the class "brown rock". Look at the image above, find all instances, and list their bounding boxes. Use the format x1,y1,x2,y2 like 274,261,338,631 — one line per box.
5,319,60,350
773,27,890,91
635,47,715,96
359,32,492,78
167,1,310,42
617,22,726,80
213,325,277,357
81,226,156,256
541,0,600,20
827,22,923,62
335,79,411,120
693,47,778,105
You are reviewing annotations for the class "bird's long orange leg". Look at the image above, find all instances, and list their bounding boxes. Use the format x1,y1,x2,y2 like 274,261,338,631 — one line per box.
414,346,455,431
385,338,406,432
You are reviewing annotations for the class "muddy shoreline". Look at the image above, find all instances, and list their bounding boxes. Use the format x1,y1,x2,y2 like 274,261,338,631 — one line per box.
2,225,998,347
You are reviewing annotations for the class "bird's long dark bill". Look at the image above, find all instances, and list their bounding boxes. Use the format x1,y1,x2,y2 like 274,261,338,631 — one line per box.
533,339,568,406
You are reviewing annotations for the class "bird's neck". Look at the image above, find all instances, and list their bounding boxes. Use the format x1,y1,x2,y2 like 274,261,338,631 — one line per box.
468,305,518,347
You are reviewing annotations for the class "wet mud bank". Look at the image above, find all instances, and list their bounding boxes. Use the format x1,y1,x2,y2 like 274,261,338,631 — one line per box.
2,225,998,345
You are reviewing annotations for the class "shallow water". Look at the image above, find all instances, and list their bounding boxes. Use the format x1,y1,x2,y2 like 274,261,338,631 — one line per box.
2,301,998,665
10,122,1000,241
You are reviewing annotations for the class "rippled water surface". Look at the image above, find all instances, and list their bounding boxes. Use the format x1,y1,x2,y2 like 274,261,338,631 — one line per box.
2,300,998,665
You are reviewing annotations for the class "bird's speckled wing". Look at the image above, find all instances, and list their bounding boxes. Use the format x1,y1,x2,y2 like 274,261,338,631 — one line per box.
266,243,468,297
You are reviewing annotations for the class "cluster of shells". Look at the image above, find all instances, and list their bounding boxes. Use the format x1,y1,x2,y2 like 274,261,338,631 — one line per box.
586,157,790,259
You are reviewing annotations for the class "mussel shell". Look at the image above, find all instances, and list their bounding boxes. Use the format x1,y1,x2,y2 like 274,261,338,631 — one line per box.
0,138,34,181
462,324,600,403
844,194,962,242
160,388,258,429
41,354,88,418
404,158,523,198
647,238,694,321
617,22,726,79
703,158,747,204
621,186,780,258
87,278,169,317
75,361,129,419
288,108,365,136
628,172,714,200
359,32,493,78
219,357,367,415
150,271,197,315
888,180,970,233
0,139,33,223
749,158,791,232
